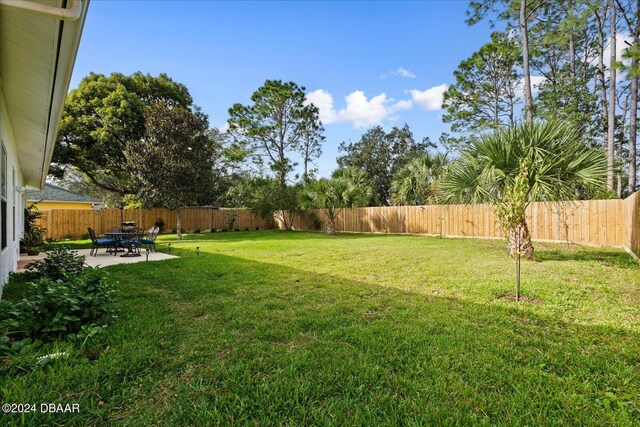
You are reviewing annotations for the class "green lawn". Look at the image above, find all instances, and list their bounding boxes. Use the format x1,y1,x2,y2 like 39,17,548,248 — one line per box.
1,231,639,425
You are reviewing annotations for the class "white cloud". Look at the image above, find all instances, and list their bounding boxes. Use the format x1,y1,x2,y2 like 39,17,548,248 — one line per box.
409,84,448,110
340,91,389,128
306,89,414,129
606,32,634,68
305,89,336,124
389,99,413,112
588,32,633,69
381,66,417,80
217,122,229,133
392,67,417,79
515,75,546,98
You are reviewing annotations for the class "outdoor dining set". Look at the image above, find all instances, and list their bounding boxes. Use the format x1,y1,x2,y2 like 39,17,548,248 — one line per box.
87,223,159,258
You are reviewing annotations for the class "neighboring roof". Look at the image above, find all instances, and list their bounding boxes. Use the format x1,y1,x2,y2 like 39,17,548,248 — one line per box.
27,183,98,203
0,0,90,189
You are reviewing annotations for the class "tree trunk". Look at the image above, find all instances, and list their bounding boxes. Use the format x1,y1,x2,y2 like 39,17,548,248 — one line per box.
326,217,335,234
520,0,533,123
596,9,610,168
607,0,617,191
508,218,534,259
630,69,638,193
619,94,629,198
176,208,182,241
629,0,639,193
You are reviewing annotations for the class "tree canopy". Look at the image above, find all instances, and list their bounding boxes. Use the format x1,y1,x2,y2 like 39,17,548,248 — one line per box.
301,176,371,233
227,80,324,192
52,72,195,197
390,153,449,206
442,32,521,135
336,124,434,205
126,102,217,239
440,121,607,256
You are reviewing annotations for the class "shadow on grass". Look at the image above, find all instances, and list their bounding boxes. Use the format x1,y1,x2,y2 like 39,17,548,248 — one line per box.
2,243,639,425
536,247,638,269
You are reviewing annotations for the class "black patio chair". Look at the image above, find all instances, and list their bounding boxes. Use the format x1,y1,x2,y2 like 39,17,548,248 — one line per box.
87,227,117,257
140,227,159,253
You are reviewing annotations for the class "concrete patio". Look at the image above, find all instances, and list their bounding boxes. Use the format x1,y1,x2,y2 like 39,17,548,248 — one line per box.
79,249,178,267
18,249,178,271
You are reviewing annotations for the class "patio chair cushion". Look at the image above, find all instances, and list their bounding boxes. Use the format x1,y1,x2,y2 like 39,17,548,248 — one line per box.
95,238,116,246
139,238,154,244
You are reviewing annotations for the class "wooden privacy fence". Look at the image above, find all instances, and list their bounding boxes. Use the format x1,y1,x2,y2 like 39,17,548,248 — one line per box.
281,193,640,257
39,208,270,240
36,193,640,257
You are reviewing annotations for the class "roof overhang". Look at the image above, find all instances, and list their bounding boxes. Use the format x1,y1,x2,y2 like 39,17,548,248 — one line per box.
0,0,89,189
27,199,95,204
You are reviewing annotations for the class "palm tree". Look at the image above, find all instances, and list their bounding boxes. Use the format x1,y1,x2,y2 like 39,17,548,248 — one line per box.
391,153,448,205
440,121,606,258
301,176,371,233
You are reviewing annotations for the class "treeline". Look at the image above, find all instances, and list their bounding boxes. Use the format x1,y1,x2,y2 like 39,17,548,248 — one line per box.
444,0,639,197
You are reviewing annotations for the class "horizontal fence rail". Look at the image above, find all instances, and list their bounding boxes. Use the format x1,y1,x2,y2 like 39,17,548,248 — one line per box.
37,208,270,240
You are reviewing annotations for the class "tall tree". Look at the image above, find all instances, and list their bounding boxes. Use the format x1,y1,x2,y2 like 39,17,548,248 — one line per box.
520,0,534,122
607,0,618,190
299,120,325,182
52,72,194,196
127,102,216,240
467,0,541,122
227,80,323,192
531,1,600,146
618,0,640,193
442,32,522,135
336,124,433,205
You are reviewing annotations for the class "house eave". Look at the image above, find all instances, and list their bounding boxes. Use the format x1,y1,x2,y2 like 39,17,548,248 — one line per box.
0,0,90,190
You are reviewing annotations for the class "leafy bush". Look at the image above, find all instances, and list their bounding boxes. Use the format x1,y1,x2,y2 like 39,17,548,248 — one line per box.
25,246,86,281
22,205,47,249
306,211,322,231
155,217,165,231
0,268,118,353
224,213,238,231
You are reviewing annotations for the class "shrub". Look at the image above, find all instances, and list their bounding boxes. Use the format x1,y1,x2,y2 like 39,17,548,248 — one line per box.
0,268,118,352
154,217,165,232
224,213,238,231
22,205,47,249
25,246,85,281
306,211,322,231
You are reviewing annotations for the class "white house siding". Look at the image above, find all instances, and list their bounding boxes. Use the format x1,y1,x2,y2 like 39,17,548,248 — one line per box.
0,87,25,293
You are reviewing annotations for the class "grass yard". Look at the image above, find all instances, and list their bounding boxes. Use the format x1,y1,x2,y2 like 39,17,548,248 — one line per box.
1,230,639,425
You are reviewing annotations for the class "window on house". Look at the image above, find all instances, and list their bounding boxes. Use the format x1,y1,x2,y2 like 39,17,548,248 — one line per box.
1,143,6,250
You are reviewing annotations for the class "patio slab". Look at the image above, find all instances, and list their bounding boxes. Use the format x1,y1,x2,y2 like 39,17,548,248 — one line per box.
18,249,179,271
79,249,178,267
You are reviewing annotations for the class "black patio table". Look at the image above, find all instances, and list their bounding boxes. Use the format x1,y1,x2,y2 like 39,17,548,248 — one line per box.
105,229,144,257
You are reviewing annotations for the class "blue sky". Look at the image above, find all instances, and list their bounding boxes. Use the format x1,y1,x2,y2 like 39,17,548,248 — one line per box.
70,1,495,178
